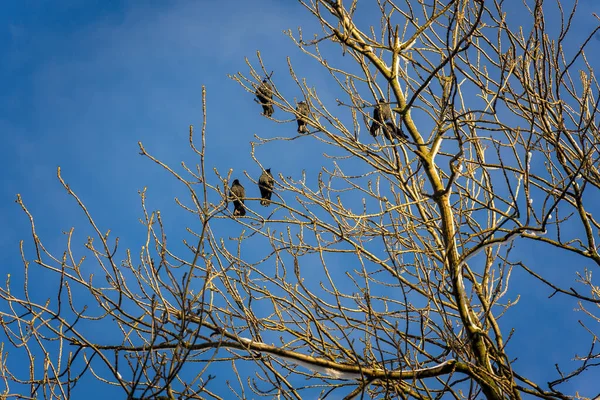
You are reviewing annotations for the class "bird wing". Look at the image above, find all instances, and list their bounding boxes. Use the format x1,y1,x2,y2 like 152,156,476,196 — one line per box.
382,104,393,121
259,174,274,189
373,105,383,122
231,185,244,200
257,83,273,98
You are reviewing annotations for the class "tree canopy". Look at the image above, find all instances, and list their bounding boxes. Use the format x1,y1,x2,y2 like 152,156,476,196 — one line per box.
2,0,600,399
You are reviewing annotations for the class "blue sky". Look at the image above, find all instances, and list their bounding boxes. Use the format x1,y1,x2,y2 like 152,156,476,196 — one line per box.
1,0,600,398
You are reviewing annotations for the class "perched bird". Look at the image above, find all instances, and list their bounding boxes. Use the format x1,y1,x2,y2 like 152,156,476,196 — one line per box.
229,179,246,216
296,101,310,133
369,98,393,137
258,169,275,206
255,79,274,117
383,121,408,140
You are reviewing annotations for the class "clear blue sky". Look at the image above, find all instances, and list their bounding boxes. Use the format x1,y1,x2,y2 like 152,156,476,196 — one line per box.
1,0,599,398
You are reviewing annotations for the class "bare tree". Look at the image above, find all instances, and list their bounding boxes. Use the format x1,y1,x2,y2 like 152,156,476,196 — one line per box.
2,0,600,398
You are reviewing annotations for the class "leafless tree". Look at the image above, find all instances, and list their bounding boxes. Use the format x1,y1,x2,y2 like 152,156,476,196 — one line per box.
2,0,600,399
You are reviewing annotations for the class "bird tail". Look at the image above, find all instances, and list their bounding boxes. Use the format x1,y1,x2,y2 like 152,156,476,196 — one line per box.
298,124,309,134
382,122,408,140
370,123,379,137
391,124,408,139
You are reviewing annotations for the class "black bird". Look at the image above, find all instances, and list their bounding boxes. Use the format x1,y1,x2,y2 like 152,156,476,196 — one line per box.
383,121,408,140
296,101,310,133
258,169,275,206
256,79,274,117
369,98,393,137
229,179,246,216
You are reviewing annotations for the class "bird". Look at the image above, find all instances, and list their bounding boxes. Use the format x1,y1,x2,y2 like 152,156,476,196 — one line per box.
258,169,275,206
383,121,408,140
229,179,246,216
369,98,393,137
296,101,310,133
255,79,274,117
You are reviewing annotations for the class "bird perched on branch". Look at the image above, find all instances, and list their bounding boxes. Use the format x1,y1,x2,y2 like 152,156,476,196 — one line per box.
369,98,393,137
258,169,275,206
383,121,408,140
296,101,310,133
256,79,274,117
229,179,246,216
